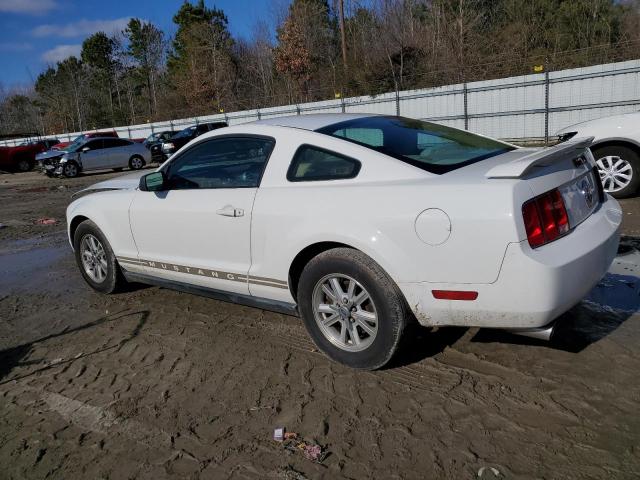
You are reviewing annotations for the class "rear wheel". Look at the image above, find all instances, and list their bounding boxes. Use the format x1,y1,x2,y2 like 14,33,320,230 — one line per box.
298,248,407,370
16,158,32,172
592,145,640,198
62,161,79,178
73,220,125,294
129,155,145,170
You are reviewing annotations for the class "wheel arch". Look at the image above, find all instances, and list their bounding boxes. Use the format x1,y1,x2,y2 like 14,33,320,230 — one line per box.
590,138,640,158
287,239,402,303
288,241,356,301
69,214,89,247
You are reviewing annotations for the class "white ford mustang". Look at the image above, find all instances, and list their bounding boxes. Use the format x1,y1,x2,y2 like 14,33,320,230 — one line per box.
66,114,621,369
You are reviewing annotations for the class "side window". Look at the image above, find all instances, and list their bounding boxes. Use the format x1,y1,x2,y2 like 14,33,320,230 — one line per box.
287,145,361,182
84,140,103,150
165,137,275,190
102,138,124,149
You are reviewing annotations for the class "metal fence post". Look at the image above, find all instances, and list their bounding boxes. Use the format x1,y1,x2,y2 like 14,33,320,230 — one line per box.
296,104,301,115
341,96,346,113
257,109,261,120
463,82,469,130
544,69,550,146
395,84,400,116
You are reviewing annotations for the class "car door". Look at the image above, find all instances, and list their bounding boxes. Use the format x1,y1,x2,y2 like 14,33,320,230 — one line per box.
104,138,133,168
128,135,275,295
79,139,104,170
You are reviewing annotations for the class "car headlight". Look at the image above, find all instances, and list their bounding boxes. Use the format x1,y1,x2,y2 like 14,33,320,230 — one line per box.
557,131,578,143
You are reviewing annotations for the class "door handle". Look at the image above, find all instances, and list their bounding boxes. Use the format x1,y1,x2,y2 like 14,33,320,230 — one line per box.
216,205,244,217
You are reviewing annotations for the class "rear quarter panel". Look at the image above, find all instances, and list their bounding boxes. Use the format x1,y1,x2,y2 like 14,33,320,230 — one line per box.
242,125,527,303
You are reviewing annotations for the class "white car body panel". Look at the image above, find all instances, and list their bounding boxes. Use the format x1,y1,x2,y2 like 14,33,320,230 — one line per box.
67,114,622,331
556,112,640,148
129,187,256,295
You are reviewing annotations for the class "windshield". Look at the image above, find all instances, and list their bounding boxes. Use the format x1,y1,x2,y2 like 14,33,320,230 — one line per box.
65,138,87,153
172,126,196,139
61,135,86,152
145,132,165,142
316,116,515,174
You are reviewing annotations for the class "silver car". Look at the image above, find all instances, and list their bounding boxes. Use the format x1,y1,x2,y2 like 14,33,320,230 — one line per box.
38,137,151,178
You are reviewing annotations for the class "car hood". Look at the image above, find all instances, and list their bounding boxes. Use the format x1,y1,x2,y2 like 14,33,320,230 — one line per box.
72,171,147,198
37,149,67,161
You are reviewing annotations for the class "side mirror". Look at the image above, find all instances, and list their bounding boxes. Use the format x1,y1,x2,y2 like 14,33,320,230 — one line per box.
82,147,90,152
139,171,166,192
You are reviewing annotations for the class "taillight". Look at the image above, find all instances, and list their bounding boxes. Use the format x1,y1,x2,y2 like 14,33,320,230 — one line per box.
522,189,570,248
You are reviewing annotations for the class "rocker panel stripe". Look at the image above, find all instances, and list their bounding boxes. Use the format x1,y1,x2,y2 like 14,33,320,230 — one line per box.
117,257,288,289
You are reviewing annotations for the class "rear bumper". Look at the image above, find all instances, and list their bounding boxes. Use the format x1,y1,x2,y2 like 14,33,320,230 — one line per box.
401,195,622,328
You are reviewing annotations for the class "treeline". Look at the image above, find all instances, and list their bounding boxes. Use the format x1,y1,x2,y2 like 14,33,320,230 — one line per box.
2,0,640,137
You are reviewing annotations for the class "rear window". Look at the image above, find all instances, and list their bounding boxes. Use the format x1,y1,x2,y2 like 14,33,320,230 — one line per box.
317,116,514,174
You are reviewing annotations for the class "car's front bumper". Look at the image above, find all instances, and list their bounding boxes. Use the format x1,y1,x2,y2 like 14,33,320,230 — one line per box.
400,195,622,329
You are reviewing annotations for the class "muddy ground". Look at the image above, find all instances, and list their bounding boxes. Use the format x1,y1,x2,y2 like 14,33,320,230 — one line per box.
1,169,640,480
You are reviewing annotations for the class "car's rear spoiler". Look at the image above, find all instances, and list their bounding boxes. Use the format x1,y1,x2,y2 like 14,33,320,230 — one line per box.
485,136,595,179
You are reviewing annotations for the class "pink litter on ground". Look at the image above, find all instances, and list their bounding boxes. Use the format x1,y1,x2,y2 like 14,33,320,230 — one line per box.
303,444,323,462
35,218,57,225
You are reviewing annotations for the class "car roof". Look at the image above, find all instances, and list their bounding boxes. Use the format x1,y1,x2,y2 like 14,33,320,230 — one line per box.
253,113,380,131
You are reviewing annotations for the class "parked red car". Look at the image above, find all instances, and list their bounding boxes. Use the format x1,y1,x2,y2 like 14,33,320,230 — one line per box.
53,131,119,151
0,139,59,172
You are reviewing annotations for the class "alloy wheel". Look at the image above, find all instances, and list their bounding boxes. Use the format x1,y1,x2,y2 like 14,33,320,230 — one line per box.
80,234,108,283
64,163,78,177
596,155,633,193
131,157,144,169
312,274,378,352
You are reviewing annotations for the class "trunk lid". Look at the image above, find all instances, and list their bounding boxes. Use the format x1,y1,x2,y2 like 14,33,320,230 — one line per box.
485,136,601,233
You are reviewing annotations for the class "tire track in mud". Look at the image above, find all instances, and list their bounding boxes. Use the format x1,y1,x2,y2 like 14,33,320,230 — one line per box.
233,315,468,394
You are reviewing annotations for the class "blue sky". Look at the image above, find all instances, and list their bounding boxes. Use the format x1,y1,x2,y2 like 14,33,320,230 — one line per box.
0,0,284,89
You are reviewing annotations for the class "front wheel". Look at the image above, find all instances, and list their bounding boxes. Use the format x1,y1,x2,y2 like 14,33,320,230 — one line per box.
298,248,407,370
62,161,79,178
129,155,145,170
73,220,126,294
592,145,640,198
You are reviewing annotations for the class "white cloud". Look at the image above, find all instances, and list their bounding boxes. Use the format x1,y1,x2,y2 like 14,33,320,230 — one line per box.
32,17,132,38
0,0,57,14
41,44,82,63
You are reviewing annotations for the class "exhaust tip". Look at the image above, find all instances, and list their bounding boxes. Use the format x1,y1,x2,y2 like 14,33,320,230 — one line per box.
504,323,555,341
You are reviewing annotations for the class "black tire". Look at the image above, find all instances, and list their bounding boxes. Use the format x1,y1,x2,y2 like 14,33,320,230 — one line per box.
62,161,80,178
592,145,640,199
16,158,32,172
129,155,145,170
297,248,407,370
73,220,126,294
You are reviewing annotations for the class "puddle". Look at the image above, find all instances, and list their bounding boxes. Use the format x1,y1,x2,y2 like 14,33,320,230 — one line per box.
581,249,640,315
0,245,68,296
